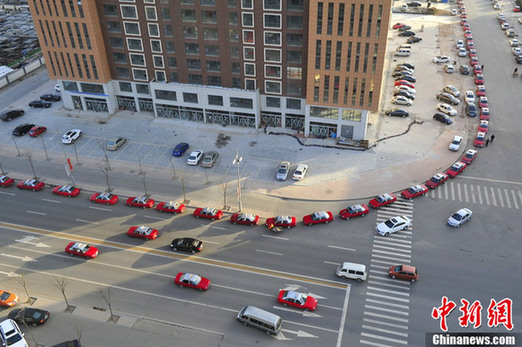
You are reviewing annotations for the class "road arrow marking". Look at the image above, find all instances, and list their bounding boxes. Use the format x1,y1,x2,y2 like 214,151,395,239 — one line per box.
0,271,21,278
273,332,293,341
76,219,100,224
27,210,46,215
15,236,50,248
281,328,318,338
0,253,36,262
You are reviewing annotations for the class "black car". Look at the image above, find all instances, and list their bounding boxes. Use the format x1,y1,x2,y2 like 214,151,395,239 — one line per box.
433,112,453,125
8,308,50,326
398,30,416,37
12,123,35,136
52,341,81,347
170,237,203,254
392,70,414,78
0,109,24,121
395,75,416,83
436,92,459,105
460,65,470,75
466,102,477,117
398,25,412,31
397,63,415,70
407,36,422,43
407,1,422,7
29,100,52,108
393,90,415,100
40,94,61,102
385,108,409,118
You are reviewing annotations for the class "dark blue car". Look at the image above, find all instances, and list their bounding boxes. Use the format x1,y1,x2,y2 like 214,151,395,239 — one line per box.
172,142,189,156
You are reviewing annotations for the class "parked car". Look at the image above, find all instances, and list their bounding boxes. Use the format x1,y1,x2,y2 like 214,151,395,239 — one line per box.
407,36,422,43
127,226,159,240
0,109,24,121
89,192,118,205
201,151,219,168
398,30,416,37
52,184,80,197
432,55,451,63
401,184,428,199
17,178,45,191
385,108,409,118
391,96,413,106
446,161,467,178
437,103,457,117
436,92,459,105
369,193,397,208
375,216,412,236
0,319,28,347
339,204,369,219
0,175,15,188
461,149,478,164
395,74,416,83
276,161,291,181
447,208,472,227
460,65,470,75
265,215,297,228
230,212,260,226
61,129,82,144
303,211,334,226
0,290,18,307
170,238,203,253
398,25,412,31
175,273,211,291
389,265,419,282
464,90,475,104
396,63,415,70
12,123,35,136
476,85,486,97
395,80,415,88
433,112,453,125
393,22,407,29
193,207,223,220
8,308,50,326
480,108,490,121
29,100,52,108
172,142,189,157
292,164,308,180
466,102,477,117
40,94,61,102
478,120,489,133
474,132,486,147
187,150,204,165
458,48,467,57
65,242,99,259
394,85,416,95
393,90,415,100
106,137,126,151
407,1,422,7
443,85,460,97
126,195,155,208
444,64,455,73
156,201,186,214
449,135,463,151
29,126,47,137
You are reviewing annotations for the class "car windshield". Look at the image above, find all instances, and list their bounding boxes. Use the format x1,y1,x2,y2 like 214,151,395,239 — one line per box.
384,220,395,228
452,213,463,221
30,310,44,320
6,333,23,345
0,292,10,300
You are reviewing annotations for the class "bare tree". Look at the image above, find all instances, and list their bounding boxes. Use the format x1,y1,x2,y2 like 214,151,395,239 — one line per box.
138,157,148,196
97,161,112,192
54,276,73,312
25,151,37,178
98,286,117,322
13,270,31,303
221,180,229,211
72,322,83,343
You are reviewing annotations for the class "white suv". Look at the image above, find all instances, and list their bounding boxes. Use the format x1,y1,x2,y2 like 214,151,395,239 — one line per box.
61,129,82,144
0,319,28,347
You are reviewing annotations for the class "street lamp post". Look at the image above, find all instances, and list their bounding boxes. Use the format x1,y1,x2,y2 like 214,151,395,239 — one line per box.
232,150,243,212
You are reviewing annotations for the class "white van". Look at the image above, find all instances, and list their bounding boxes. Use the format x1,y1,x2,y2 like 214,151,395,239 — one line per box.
237,306,282,335
336,262,367,281
395,49,411,57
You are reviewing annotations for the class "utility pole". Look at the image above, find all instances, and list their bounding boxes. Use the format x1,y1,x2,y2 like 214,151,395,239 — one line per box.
232,150,243,212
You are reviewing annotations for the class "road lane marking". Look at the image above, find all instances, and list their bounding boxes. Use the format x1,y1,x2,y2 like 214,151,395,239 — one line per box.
41,198,61,203
144,215,165,220
328,245,355,252
336,282,351,347
362,325,408,337
323,261,340,266
0,221,347,289
361,332,408,344
363,317,408,329
205,225,227,230
88,206,112,211
262,234,289,240
459,175,522,185
76,219,100,224
27,210,46,215
256,249,282,256
0,191,15,196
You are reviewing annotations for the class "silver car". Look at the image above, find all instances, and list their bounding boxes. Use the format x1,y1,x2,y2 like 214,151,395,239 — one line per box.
447,208,472,227
375,216,412,236
106,137,126,151
276,161,290,181
201,151,219,168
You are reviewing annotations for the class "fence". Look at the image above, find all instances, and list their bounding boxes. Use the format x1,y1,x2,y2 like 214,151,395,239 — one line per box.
0,55,45,90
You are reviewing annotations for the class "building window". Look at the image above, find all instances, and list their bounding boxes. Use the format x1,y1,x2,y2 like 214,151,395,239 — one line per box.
264,0,281,10
376,5,383,38
187,59,201,69
310,107,338,119
151,40,162,53
229,29,239,42
90,55,98,80
229,12,238,25
170,72,179,82
232,62,240,73
185,43,200,54
181,9,196,22
333,76,340,103
286,33,303,47
202,10,217,23
136,84,150,94
183,93,198,103
164,25,173,37
315,40,321,69
80,83,104,94
363,43,369,73
228,0,238,7
127,38,143,51
242,12,254,27
103,4,118,16
208,95,223,105
354,42,361,73
243,30,254,44
372,44,378,73
266,97,280,108
358,4,364,37
342,109,362,122
316,3,322,35
107,21,121,33
148,23,160,37
203,28,218,40
367,4,373,37
264,32,281,46
130,53,146,66
166,41,175,52
338,4,345,35
244,79,255,90
244,63,255,76
287,16,303,29
113,52,128,64
181,0,194,4
349,4,355,36
287,82,303,96
327,3,334,35
241,0,253,10
145,6,157,21
323,75,329,102
265,81,281,94
119,82,132,92
155,71,166,82
286,98,301,110
153,55,164,68
325,40,332,70
230,46,240,58
133,69,148,81
124,22,141,36
110,37,124,48
265,65,281,78
116,67,130,78
206,61,221,72
121,5,138,19
201,0,217,5
205,45,220,56
264,14,281,29
287,0,303,11
230,97,253,108
168,57,177,68
346,42,352,71
208,76,222,86
244,47,255,60
189,74,203,84
287,67,302,79
184,26,198,39
161,8,171,20
265,49,281,63
287,50,302,63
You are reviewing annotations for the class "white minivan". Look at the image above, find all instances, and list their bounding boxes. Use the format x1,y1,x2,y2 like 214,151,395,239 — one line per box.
336,262,367,281
237,306,282,335
395,49,411,57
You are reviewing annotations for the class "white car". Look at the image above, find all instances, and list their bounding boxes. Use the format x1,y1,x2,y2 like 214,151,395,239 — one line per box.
512,47,522,55
443,85,460,97
519,17,522,24
432,55,451,63
375,216,412,236
510,39,519,47
493,3,500,9
187,150,204,165
394,85,416,95
0,319,28,347
447,208,472,227
456,40,464,49
464,90,475,104
437,103,458,117
391,95,413,106
458,47,467,57
292,163,308,181
449,135,463,151
55,83,61,92
444,64,455,74
61,129,82,144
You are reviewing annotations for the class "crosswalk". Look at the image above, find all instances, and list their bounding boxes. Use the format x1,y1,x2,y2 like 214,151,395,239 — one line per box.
360,198,414,346
426,181,521,209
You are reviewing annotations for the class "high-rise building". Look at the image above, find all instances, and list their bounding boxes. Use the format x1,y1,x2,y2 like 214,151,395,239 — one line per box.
28,0,391,140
